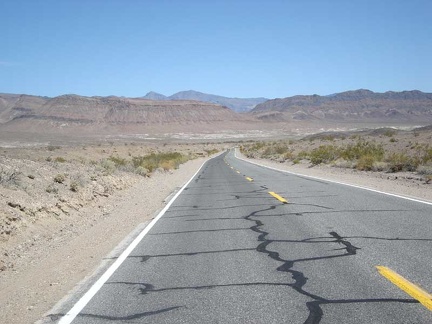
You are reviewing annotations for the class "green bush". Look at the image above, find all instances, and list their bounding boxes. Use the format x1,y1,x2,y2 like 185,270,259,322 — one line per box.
309,145,340,165
132,152,189,173
356,155,376,171
108,155,127,166
340,140,384,162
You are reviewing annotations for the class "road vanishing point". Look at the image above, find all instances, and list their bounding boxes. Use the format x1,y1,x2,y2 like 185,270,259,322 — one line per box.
49,149,432,323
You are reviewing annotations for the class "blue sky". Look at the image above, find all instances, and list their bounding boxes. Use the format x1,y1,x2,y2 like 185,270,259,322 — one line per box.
1,0,431,99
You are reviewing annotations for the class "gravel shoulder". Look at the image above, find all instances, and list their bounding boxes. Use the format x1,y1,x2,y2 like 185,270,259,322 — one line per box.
0,156,208,324
237,151,432,203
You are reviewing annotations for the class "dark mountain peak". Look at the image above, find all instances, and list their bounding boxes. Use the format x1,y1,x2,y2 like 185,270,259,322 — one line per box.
332,89,375,100
165,90,268,112
142,91,168,100
169,90,206,100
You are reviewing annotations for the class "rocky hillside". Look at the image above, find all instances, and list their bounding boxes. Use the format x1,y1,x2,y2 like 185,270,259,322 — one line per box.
0,93,252,134
142,90,268,112
0,94,49,123
250,89,432,123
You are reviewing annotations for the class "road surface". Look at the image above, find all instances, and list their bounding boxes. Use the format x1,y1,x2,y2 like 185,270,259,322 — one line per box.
52,150,432,323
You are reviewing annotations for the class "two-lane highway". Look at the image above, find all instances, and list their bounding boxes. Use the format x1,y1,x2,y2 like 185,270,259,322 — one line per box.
52,150,432,323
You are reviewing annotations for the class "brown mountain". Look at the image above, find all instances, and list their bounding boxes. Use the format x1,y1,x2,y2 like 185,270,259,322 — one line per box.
0,94,255,135
250,89,432,123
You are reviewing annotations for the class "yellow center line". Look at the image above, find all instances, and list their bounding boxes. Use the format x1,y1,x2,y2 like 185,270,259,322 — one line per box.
376,266,432,311
245,177,253,182
268,191,288,204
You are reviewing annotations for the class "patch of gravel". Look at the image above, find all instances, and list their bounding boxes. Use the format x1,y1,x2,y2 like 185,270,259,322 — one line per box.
0,157,207,324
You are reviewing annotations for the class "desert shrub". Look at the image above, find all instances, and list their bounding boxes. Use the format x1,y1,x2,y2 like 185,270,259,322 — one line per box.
385,153,418,172
384,129,397,137
54,157,66,163
274,145,289,155
70,181,79,192
135,166,148,177
417,164,432,175
250,141,266,151
132,152,189,173
356,155,376,171
160,160,175,171
204,149,219,156
283,151,295,160
47,145,61,151
309,145,340,165
108,155,127,167
340,140,384,162
54,174,66,183
389,138,397,143
27,174,35,179
262,146,273,157
46,184,58,193
332,158,355,169
99,159,116,174
421,147,432,164
371,161,389,172
322,135,336,141
297,151,309,159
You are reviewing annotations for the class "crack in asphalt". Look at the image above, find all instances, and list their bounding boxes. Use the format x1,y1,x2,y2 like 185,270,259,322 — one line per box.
65,154,422,323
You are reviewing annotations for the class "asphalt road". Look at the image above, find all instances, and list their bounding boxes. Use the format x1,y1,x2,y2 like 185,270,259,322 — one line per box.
54,150,432,323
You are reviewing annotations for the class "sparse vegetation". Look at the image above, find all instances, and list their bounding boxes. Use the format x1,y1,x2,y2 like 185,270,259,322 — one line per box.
69,181,79,192
54,157,66,163
204,148,219,156
45,184,58,193
53,174,66,183
240,129,432,176
132,152,190,173
47,145,61,151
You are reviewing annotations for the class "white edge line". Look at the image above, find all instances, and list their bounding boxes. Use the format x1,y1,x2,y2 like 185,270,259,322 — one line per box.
58,156,213,324
233,148,432,206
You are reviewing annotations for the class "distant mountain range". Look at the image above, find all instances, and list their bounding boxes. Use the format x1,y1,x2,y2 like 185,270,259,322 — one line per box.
141,90,268,112
0,93,254,134
251,89,432,123
1,89,431,135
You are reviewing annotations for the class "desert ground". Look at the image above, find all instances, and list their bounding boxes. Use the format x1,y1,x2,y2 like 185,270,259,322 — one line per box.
0,127,431,323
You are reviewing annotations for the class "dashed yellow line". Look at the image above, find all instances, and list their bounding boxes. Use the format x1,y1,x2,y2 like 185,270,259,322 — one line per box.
236,171,240,174
246,177,254,182
376,266,432,311
268,191,288,204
